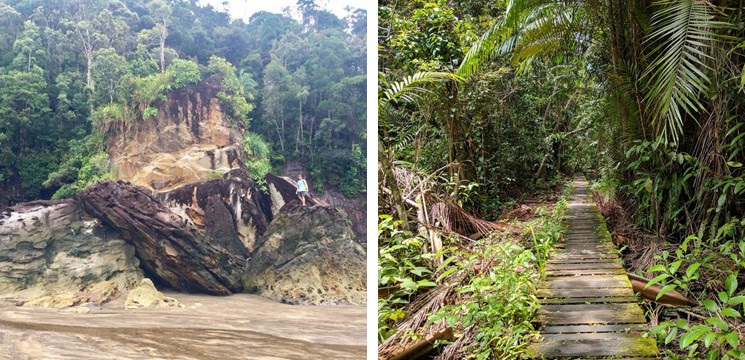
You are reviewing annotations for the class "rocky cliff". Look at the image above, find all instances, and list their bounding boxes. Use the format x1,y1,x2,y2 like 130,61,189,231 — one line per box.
0,78,366,307
108,77,244,192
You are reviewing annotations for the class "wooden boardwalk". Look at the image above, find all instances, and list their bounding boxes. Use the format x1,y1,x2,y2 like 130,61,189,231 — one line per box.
528,176,659,359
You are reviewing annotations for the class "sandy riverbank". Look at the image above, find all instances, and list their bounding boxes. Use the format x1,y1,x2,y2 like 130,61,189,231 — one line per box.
0,293,365,359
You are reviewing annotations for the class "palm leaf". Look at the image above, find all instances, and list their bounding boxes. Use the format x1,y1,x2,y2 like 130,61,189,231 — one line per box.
458,1,581,78
379,71,463,110
641,0,731,144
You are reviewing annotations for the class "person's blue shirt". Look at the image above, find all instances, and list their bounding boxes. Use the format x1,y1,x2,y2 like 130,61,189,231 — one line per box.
297,178,307,192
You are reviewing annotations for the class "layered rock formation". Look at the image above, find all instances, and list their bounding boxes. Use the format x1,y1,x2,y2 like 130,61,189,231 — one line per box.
0,201,142,306
78,181,245,295
155,169,271,253
107,76,244,192
243,202,366,305
271,165,367,241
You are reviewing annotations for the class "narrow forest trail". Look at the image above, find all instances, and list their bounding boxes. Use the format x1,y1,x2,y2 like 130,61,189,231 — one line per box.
527,176,659,359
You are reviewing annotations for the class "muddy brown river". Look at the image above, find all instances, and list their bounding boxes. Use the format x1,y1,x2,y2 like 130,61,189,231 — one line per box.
0,293,365,359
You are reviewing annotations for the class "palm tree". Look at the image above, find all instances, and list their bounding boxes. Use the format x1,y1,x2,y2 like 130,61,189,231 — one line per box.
378,71,463,229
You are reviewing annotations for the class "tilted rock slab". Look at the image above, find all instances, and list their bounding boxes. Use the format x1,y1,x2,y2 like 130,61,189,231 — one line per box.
242,202,366,305
78,180,245,295
0,200,142,306
155,169,272,253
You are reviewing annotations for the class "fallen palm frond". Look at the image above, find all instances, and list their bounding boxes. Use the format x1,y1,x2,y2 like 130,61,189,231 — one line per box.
435,325,477,360
430,201,506,238
379,285,452,359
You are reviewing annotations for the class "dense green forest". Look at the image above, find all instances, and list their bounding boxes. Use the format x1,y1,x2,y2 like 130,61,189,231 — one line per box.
0,0,366,204
378,0,745,358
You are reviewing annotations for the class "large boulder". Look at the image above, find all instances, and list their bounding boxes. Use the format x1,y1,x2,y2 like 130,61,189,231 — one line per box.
242,202,366,305
77,181,246,295
125,278,182,309
266,173,366,242
0,200,142,306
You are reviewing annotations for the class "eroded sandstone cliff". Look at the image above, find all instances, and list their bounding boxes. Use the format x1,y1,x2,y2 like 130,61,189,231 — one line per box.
0,78,365,307
108,77,244,192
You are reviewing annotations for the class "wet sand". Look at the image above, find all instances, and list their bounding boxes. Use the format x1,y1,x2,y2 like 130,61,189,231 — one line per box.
0,293,365,359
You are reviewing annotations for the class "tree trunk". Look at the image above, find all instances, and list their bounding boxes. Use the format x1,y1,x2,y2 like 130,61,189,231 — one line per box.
379,140,409,231
159,23,166,73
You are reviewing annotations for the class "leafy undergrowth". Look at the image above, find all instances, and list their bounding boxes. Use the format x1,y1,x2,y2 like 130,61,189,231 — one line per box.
592,177,745,360
378,180,571,359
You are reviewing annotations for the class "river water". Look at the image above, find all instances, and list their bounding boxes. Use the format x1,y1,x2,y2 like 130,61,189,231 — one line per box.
0,293,365,359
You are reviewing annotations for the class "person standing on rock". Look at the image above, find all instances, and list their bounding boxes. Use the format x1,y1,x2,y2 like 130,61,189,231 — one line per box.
296,174,309,206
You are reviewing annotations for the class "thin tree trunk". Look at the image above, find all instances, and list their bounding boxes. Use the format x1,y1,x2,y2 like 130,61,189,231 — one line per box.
159,23,166,73
379,140,409,231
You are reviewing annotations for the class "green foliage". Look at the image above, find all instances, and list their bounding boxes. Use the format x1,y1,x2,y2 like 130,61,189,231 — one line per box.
641,0,732,145
208,56,253,126
131,71,172,108
243,132,271,185
378,215,438,341
378,183,570,357
166,59,201,89
650,268,745,359
45,134,112,199
623,136,698,237
0,0,365,210
427,196,566,358
92,103,133,134
429,243,540,359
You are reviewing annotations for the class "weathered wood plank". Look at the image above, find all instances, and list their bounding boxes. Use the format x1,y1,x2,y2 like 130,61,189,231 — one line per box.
536,309,646,325
540,303,644,313
527,337,659,357
542,324,648,334
545,262,624,271
551,253,618,260
546,268,627,277
554,243,615,249
539,296,638,304
532,176,658,358
542,332,650,341
537,287,635,298
546,258,620,265
539,275,631,289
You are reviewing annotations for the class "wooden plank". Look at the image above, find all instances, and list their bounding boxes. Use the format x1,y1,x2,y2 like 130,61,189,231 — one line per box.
546,258,619,265
542,332,650,341
553,249,615,257
554,243,615,249
540,296,638,304
545,262,623,271
536,309,646,325
536,287,635,298
546,268,627,277
527,337,659,357
531,176,659,358
551,253,618,260
540,303,644,313
542,324,648,334
539,275,631,289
